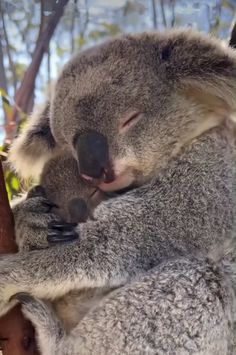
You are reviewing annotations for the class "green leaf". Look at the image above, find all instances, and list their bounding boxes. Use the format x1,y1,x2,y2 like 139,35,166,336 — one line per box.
89,30,107,40
11,175,20,190
56,47,67,56
101,22,121,36
78,35,86,48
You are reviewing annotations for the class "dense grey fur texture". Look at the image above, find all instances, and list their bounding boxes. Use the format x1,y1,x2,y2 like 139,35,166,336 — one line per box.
40,151,108,223
14,143,107,251
4,29,236,354
14,147,108,329
13,152,98,251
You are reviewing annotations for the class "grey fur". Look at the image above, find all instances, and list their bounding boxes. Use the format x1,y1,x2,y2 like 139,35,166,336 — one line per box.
4,29,236,354
14,256,234,355
40,150,107,222
13,146,108,329
13,147,106,252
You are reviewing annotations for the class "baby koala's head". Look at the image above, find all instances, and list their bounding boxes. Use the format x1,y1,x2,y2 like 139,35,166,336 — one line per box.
28,151,107,223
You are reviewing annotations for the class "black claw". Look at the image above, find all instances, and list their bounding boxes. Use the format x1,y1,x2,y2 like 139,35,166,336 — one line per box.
47,229,61,237
10,292,33,304
48,221,77,230
47,228,79,245
47,222,79,244
47,221,79,245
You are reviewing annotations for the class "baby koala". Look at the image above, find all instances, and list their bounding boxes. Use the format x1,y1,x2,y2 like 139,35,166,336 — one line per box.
40,150,106,223
16,150,107,251
32,150,107,246
16,151,110,329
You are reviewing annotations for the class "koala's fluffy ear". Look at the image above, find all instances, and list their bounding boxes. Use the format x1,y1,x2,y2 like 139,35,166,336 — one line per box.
161,30,236,115
8,102,58,179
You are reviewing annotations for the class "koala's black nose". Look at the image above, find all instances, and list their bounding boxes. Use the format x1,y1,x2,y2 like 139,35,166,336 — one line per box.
75,131,114,183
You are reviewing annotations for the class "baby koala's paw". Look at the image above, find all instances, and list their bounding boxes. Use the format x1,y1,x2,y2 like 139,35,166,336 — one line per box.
13,185,62,252
47,221,79,245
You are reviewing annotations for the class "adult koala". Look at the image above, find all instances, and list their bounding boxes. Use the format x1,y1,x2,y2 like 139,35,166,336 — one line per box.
3,29,236,355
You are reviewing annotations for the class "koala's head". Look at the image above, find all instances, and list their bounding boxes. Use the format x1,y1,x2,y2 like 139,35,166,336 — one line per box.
9,29,236,192
39,151,106,221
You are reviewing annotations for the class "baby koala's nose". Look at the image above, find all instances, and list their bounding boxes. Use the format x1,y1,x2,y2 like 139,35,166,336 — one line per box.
75,130,114,184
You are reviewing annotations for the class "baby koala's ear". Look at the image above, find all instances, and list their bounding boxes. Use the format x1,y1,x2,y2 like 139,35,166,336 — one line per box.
161,30,236,114
8,101,59,179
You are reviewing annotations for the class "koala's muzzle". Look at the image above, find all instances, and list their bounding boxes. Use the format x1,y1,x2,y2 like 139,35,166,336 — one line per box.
75,131,114,184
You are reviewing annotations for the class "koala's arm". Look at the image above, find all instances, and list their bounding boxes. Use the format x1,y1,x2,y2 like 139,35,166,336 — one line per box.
1,126,233,311
16,256,234,355
12,183,100,251
0,194,151,313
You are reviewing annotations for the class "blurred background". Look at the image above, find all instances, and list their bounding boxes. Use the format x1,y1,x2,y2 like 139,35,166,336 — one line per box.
0,0,236,198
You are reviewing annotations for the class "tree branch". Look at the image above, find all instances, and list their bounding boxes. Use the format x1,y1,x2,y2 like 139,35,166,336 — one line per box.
0,34,9,127
0,9,17,94
12,0,69,125
170,0,176,28
151,0,157,29
0,159,39,355
70,0,77,54
160,0,167,28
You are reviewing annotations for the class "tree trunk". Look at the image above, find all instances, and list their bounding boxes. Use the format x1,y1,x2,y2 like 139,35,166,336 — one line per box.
160,0,167,28
12,0,69,130
0,34,9,127
0,8,17,94
0,160,39,355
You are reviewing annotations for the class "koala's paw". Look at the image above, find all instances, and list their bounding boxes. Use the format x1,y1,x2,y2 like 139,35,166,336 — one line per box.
12,293,65,353
12,191,62,252
11,292,63,334
47,222,79,245
0,255,21,316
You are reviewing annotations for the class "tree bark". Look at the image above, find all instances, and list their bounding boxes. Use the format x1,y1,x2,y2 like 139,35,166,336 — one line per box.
0,33,9,128
0,160,39,355
12,0,69,128
160,0,167,28
0,8,17,94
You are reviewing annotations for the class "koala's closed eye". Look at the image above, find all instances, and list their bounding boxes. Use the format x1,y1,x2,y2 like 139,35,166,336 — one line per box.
119,111,142,134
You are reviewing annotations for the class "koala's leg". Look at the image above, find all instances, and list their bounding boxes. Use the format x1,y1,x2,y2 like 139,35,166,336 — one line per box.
68,258,234,355
12,293,66,355
0,195,146,315
17,258,234,355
